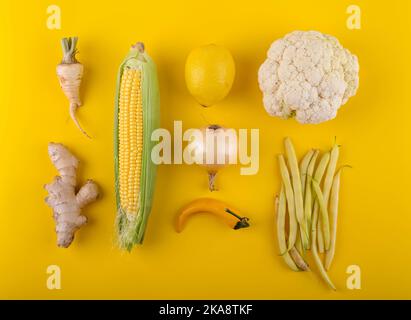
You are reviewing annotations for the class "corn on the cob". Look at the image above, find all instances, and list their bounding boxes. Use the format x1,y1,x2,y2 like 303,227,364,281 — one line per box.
114,42,160,250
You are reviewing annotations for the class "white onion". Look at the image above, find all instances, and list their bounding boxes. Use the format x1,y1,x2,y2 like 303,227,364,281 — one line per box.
191,125,237,191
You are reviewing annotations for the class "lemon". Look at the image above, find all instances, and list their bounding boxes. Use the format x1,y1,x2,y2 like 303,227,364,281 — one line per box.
185,44,235,107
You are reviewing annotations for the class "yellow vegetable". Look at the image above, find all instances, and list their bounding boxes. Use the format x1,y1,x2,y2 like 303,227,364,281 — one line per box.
300,149,315,199
304,149,319,245
274,138,346,290
289,247,310,272
176,198,250,232
276,188,299,271
325,169,342,270
185,44,235,107
278,154,297,251
312,180,331,251
284,137,308,248
311,203,336,290
114,42,160,250
118,68,143,215
312,152,330,253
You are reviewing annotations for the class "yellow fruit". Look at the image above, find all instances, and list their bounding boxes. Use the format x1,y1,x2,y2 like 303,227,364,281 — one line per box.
185,44,235,107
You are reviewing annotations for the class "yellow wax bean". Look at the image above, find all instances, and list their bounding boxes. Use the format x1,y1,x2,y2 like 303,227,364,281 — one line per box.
313,152,330,252
284,138,308,248
300,149,315,199
278,154,297,250
325,169,342,270
312,180,331,254
304,150,319,249
276,190,299,272
311,203,336,290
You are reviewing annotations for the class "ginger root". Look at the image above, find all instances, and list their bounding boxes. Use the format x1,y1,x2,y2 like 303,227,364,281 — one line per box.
44,143,99,248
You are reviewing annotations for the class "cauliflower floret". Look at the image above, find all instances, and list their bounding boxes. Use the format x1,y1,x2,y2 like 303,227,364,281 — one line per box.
258,31,359,124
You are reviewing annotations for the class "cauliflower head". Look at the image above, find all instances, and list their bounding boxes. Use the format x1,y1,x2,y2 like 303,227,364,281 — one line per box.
258,31,359,124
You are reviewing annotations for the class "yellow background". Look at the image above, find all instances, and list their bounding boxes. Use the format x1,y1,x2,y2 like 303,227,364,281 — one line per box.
1,0,410,299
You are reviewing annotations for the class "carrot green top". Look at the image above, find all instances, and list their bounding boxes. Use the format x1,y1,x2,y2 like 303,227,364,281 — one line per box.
61,37,79,64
